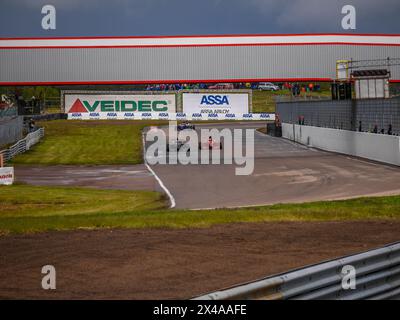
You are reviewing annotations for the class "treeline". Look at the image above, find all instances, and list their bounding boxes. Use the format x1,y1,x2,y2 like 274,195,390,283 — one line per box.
0,86,60,100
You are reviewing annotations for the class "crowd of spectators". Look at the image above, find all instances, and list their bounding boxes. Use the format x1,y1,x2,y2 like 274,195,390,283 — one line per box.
144,82,322,92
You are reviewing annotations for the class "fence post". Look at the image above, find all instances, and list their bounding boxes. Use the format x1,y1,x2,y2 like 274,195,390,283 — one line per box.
351,99,357,131
0,153,3,167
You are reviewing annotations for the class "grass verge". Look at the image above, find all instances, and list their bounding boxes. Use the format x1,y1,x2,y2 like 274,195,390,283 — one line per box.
252,90,331,113
11,120,167,165
1,184,400,235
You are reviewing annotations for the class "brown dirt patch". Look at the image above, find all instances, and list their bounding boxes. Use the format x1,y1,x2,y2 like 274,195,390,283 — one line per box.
0,220,399,299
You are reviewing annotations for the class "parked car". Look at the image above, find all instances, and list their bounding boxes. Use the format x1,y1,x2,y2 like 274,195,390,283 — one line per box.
258,82,280,91
208,83,235,90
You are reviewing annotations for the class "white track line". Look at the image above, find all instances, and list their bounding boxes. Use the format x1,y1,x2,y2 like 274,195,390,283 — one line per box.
145,163,176,209
142,133,176,209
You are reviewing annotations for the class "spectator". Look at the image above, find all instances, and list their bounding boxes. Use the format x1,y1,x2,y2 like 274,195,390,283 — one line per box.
292,84,297,96
388,124,393,135
29,118,35,132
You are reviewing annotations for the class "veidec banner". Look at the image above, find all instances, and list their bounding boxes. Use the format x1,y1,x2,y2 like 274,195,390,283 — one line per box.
64,94,176,113
0,167,14,185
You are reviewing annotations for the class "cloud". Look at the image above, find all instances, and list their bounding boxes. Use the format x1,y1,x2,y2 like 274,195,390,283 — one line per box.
246,0,400,32
0,0,399,36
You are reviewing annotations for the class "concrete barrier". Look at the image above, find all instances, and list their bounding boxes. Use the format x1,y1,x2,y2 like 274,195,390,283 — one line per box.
282,123,400,166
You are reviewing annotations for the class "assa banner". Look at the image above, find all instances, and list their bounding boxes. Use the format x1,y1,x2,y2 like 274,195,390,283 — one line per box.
67,112,275,121
65,94,176,114
183,93,249,115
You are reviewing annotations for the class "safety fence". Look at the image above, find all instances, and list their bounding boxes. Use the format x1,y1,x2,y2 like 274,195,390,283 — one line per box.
0,116,24,147
276,97,400,135
194,242,400,300
32,113,67,121
0,128,44,162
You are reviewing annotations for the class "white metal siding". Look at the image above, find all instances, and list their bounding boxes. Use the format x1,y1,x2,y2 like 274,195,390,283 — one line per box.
0,40,399,84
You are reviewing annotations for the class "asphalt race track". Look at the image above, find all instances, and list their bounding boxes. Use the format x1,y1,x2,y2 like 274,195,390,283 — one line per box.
146,123,400,209
16,123,400,210
15,164,162,192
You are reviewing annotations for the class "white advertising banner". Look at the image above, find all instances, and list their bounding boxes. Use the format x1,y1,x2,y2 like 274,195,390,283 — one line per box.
67,112,275,121
0,167,14,185
183,93,249,115
65,94,176,114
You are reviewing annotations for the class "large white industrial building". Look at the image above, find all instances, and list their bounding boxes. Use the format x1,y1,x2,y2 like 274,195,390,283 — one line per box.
0,34,399,85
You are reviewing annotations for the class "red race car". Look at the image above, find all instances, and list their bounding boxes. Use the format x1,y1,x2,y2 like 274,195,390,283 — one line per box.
199,136,223,150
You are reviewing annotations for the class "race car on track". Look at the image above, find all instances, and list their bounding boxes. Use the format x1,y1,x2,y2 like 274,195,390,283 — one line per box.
167,138,196,152
199,136,223,150
177,122,196,131
167,136,222,152
166,139,187,152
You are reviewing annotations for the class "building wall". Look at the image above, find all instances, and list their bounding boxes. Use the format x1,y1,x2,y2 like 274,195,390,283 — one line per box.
0,35,399,84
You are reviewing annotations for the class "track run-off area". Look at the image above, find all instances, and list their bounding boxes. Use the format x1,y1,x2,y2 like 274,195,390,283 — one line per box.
3,121,400,299
14,122,400,210
144,122,400,210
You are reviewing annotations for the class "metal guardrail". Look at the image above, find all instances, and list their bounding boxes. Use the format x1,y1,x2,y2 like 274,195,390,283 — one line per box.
193,242,400,300
0,128,44,162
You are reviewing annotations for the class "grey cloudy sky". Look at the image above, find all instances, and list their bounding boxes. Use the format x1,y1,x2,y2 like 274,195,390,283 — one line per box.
0,0,399,37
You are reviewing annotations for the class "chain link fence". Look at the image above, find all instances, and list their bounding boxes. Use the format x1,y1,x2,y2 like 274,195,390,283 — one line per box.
276,97,400,135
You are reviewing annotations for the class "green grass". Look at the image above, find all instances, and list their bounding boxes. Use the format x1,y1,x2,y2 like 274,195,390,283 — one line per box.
11,120,167,166
252,89,331,113
8,91,331,164
252,90,283,113
1,184,400,235
0,184,166,218
9,118,267,166
44,106,62,114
